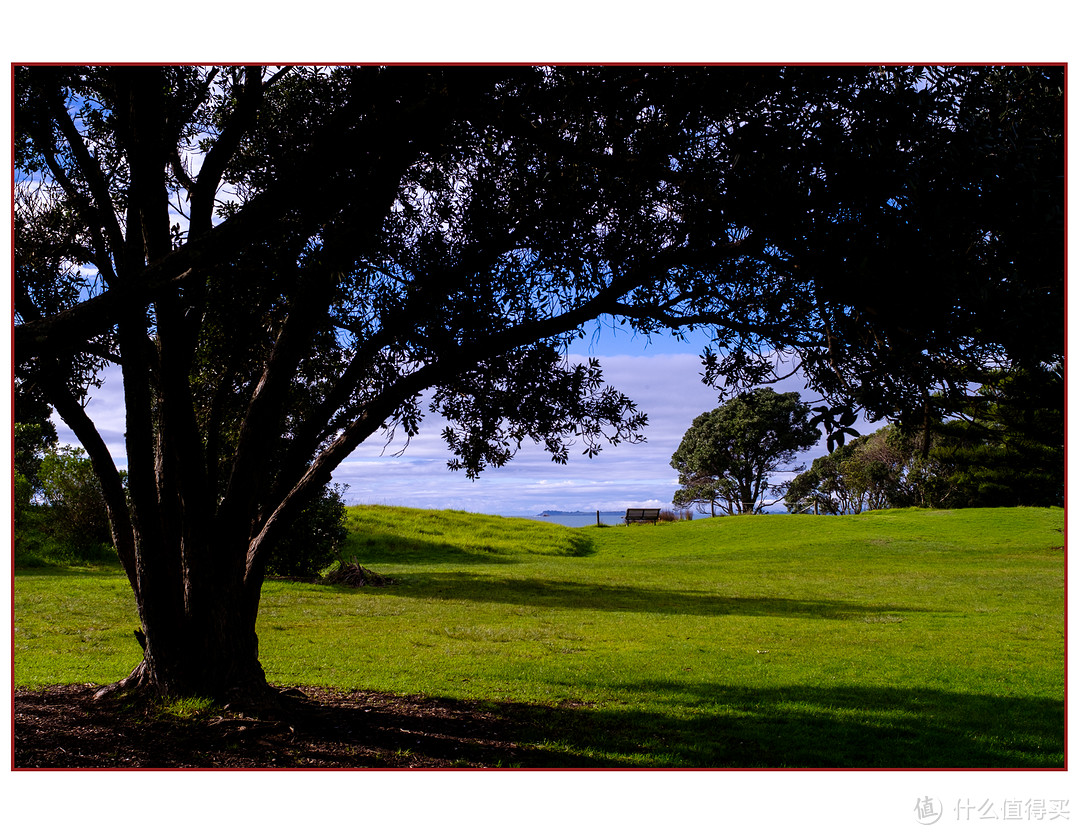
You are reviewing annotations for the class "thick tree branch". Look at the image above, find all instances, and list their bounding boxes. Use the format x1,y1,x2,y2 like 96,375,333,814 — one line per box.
188,67,263,237
45,78,127,265
218,266,334,532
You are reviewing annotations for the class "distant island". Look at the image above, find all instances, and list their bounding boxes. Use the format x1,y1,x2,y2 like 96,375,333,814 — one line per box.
537,510,629,516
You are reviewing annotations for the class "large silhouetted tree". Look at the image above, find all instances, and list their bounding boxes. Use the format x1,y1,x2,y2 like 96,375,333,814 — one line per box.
13,65,1063,707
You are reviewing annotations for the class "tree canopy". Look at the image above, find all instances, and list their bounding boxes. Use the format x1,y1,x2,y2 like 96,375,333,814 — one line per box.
12,65,1064,705
671,388,819,515
783,426,930,515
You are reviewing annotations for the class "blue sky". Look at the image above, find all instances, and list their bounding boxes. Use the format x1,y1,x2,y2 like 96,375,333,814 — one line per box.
55,324,881,517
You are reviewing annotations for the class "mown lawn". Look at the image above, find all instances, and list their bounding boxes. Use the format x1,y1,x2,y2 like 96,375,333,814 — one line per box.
13,506,1065,767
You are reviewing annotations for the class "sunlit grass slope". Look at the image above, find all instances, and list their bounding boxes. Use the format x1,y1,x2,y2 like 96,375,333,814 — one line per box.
14,505,1064,767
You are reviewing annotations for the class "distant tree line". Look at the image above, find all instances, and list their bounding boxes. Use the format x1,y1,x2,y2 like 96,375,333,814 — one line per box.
671,362,1062,518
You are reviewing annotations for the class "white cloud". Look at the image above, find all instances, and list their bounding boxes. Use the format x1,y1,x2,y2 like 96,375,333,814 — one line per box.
336,352,727,514
332,347,885,515
54,365,128,467
51,349,883,517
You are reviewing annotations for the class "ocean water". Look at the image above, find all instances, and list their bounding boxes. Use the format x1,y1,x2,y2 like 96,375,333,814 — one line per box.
519,512,632,527
515,506,789,526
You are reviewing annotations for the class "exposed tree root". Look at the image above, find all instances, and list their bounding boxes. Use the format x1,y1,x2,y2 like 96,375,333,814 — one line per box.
92,660,290,718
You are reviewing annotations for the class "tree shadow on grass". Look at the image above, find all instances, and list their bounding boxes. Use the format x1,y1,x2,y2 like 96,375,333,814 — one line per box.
342,537,518,567
372,573,938,619
338,682,1063,769
576,681,1066,768
15,681,1063,769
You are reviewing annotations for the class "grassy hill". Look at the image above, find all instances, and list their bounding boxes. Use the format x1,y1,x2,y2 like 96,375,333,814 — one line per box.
14,505,1065,767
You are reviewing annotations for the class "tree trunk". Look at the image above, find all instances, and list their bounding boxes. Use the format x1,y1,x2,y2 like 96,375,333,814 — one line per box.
107,612,271,707
96,533,279,712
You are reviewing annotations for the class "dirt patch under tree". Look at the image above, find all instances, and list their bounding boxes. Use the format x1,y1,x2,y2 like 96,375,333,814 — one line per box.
14,684,598,769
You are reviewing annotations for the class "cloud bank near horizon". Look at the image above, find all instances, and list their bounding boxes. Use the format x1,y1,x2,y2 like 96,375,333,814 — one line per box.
334,352,728,515
54,350,880,517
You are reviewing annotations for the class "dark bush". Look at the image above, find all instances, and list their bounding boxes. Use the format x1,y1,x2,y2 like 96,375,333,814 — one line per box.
38,446,112,546
13,472,33,526
265,483,349,577
14,420,57,502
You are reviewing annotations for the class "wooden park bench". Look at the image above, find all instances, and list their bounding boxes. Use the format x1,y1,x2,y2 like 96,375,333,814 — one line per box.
624,508,661,525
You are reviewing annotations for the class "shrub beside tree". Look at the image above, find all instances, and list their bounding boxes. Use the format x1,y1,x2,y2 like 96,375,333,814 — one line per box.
14,420,53,526
16,439,349,574
37,446,113,545
14,420,56,499
15,442,117,565
265,483,349,577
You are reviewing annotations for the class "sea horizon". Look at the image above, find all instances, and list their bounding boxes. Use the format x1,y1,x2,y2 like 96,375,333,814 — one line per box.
510,506,791,526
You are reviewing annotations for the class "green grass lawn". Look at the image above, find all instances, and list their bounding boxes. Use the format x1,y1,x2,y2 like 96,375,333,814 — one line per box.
13,505,1065,768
